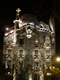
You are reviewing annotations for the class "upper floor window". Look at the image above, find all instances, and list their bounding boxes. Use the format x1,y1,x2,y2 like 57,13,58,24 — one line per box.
46,50,50,56
18,37,24,46
8,49,12,56
45,36,50,44
33,49,39,57
19,50,23,57
34,50,38,56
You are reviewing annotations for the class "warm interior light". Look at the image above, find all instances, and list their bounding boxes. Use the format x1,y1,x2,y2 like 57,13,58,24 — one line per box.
35,39,38,43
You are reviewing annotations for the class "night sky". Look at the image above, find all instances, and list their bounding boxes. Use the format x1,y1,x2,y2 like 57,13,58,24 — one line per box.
0,0,60,55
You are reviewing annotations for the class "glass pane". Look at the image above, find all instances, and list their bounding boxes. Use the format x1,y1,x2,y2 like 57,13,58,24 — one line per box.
7,60,11,68
34,62,39,67
8,49,11,55
35,50,38,56
19,38,24,45
46,50,50,55
19,50,23,56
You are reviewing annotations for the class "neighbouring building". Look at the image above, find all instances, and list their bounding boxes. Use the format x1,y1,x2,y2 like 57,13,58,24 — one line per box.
3,8,55,80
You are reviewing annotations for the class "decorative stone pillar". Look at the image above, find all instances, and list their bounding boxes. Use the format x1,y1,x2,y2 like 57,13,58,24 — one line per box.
13,67,16,80
40,72,44,80
29,73,32,80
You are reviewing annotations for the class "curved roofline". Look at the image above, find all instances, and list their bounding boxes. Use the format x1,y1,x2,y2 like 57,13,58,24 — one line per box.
17,23,54,36
4,22,54,37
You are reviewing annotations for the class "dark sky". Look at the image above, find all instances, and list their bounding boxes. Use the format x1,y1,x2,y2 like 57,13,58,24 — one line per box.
0,0,60,55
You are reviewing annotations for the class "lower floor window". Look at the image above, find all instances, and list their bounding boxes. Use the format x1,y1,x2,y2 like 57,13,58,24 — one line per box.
34,62,39,67
46,62,50,68
19,61,23,68
7,60,11,68
46,50,50,56
35,50,38,56
8,49,12,56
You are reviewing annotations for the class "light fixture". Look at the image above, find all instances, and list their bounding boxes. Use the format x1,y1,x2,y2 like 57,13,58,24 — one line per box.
56,57,60,62
29,74,32,80
10,30,14,33
5,33,8,36
46,72,51,76
35,39,38,43
6,27,9,31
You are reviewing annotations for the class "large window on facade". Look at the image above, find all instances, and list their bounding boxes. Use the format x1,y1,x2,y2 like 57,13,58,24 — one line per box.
8,49,12,56
7,60,11,68
46,50,50,56
19,61,23,68
35,50,38,56
46,62,50,68
19,50,23,57
34,62,39,68
18,38,24,46
34,50,39,57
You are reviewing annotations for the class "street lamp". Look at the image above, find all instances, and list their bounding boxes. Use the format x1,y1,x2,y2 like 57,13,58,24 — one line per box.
46,72,51,76
56,57,60,62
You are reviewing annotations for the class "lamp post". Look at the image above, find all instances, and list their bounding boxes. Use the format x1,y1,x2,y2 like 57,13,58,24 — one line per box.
56,57,60,69
56,57,60,62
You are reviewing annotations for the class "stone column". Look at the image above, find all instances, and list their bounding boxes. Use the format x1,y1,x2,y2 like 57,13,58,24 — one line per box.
40,73,44,80
13,67,16,80
29,73,32,80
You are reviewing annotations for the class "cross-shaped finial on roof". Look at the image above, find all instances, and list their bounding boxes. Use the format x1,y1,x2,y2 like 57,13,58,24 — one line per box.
16,8,21,18
16,8,21,13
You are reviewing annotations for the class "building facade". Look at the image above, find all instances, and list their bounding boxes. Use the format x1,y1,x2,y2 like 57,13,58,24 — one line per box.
3,8,55,80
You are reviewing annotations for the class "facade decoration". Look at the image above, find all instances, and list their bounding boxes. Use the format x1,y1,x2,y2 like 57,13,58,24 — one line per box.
3,8,55,80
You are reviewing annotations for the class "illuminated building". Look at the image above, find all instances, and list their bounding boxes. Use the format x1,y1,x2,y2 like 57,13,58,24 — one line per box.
3,8,55,80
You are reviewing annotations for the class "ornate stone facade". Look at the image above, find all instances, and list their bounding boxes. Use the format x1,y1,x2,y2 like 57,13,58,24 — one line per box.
3,8,55,80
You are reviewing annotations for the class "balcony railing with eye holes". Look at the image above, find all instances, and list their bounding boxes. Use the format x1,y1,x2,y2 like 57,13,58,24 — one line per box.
18,54,24,58
33,55,40,59
6,54,12,58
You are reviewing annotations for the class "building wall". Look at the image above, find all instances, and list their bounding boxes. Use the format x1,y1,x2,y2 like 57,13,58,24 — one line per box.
3,9,55,80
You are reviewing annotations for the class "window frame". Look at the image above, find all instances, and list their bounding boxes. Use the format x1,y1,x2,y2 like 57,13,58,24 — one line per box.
18,37,24,46
18,48,25,57
45,49,51,56
33,49,40,57
7,48,12,57
34,61,40,68
6,60,12,68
